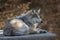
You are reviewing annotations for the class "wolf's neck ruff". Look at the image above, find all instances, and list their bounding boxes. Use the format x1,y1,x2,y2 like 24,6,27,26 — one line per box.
19,17,33,27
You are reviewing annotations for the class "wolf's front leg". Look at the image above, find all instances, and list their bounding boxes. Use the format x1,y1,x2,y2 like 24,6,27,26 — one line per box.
36,28,47,34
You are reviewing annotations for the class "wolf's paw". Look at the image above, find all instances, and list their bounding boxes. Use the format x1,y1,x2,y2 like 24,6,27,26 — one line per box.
39,30,47,33
36,28,47,34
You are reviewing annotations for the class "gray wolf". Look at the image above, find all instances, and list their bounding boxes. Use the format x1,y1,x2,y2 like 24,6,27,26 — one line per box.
3,9,47,36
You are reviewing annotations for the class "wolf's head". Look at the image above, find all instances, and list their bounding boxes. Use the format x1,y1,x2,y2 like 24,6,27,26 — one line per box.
26,9,42,28
28,9,42,24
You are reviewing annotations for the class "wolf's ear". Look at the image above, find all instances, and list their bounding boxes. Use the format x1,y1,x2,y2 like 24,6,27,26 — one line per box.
27,10,32,14
32,9,41,14
23,10,33,16
37,9,41,14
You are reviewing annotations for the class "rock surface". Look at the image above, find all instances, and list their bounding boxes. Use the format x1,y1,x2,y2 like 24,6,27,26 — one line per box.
0,31,56,40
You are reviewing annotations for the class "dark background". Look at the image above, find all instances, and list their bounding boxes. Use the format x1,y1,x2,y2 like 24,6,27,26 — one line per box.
0,0,60,40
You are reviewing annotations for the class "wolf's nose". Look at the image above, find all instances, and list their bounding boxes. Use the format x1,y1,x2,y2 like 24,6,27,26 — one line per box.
41,21,43,23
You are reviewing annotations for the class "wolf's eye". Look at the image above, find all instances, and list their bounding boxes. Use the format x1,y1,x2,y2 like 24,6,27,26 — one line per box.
32,15,36,18
33,14,37,17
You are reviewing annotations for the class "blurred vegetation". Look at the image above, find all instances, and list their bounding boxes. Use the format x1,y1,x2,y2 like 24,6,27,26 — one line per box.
0,0,60,40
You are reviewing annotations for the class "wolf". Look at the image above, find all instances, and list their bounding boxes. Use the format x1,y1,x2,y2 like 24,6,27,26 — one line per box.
3,9,47,36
